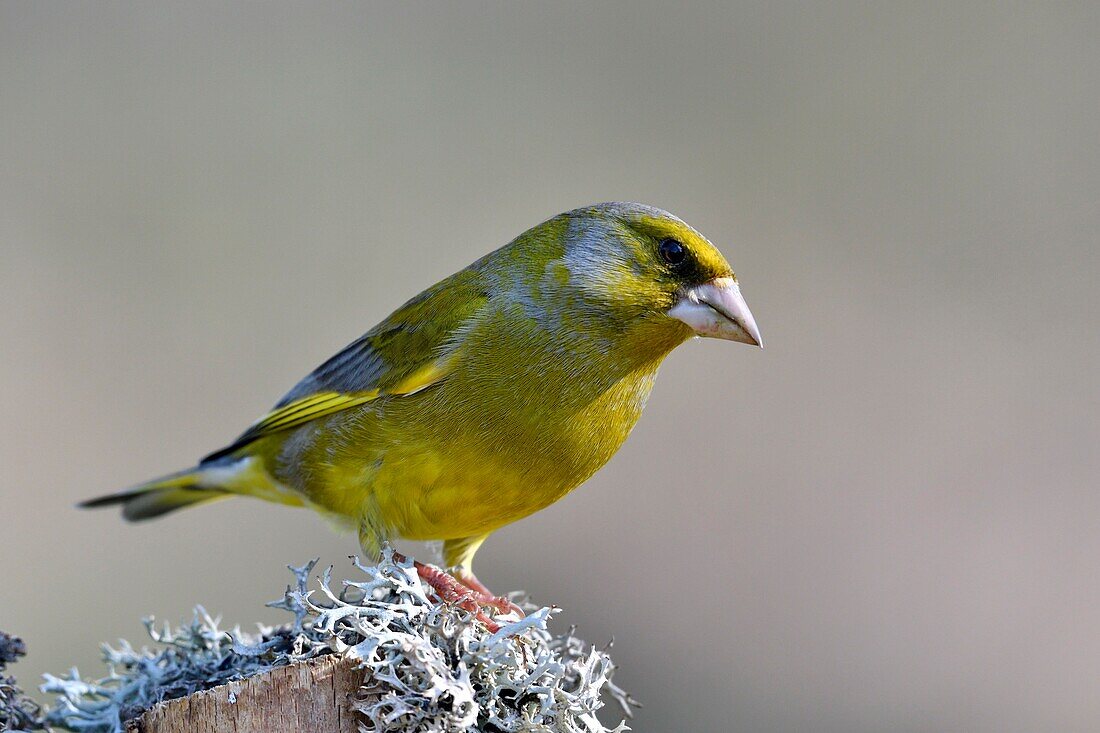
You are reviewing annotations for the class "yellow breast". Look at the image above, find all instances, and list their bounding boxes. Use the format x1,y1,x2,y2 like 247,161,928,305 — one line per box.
283,358,660,542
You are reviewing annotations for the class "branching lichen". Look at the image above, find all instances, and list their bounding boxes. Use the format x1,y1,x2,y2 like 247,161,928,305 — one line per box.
1,630,47,732
43,548,636,732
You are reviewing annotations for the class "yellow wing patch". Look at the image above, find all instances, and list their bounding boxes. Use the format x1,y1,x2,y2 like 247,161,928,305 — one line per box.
389,360,450,396
234,355,454,447
240,390,381,441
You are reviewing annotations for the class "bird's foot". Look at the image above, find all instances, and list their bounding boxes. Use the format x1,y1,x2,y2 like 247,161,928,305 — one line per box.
392,552,514,632
452,570,525,618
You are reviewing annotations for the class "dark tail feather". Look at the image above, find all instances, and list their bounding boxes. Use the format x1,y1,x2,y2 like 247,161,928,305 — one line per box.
79,468,228,521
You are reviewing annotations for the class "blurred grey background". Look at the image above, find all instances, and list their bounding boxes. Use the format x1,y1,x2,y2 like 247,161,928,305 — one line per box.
2,3,1099,731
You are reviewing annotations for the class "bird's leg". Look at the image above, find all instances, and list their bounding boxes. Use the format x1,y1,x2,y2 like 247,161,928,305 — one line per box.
391,551,506,631
441,535,523,617
452,570,525,618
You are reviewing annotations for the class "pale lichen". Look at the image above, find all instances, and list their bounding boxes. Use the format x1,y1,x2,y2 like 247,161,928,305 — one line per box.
1,630,46,732
42,549,635,732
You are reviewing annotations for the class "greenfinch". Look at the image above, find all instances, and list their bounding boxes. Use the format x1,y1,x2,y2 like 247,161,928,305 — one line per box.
83,202,761,613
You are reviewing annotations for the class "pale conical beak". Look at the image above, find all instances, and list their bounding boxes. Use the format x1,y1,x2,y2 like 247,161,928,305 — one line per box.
667,277,763,346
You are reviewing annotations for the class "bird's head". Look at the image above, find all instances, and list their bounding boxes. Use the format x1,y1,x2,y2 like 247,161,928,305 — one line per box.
547,202,762,350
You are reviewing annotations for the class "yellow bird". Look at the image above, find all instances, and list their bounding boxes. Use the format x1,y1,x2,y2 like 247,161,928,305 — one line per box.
83,203,761,617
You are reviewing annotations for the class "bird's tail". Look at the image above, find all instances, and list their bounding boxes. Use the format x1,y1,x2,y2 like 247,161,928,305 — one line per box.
82,455,303,521
78,465,231,521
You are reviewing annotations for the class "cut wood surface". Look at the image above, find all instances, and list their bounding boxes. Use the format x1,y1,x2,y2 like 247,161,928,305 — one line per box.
127,655,365,733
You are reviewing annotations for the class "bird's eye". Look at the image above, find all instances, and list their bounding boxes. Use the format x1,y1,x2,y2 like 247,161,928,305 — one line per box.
658,238,686,265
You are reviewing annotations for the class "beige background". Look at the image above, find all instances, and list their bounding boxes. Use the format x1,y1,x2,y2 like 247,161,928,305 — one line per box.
2,3,1099,731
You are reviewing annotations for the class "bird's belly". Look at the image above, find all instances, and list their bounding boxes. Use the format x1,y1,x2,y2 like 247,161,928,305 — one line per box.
286,366,657,541
372,428,614,541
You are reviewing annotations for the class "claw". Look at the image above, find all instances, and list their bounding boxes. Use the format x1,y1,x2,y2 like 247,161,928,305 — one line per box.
392,551,513,632
454,570,525,618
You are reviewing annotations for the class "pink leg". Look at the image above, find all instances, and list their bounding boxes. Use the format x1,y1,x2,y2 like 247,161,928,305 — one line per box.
453,570,524,618
393,551,508,631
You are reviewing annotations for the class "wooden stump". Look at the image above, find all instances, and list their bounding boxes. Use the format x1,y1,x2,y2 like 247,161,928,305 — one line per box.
127,655,366,733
